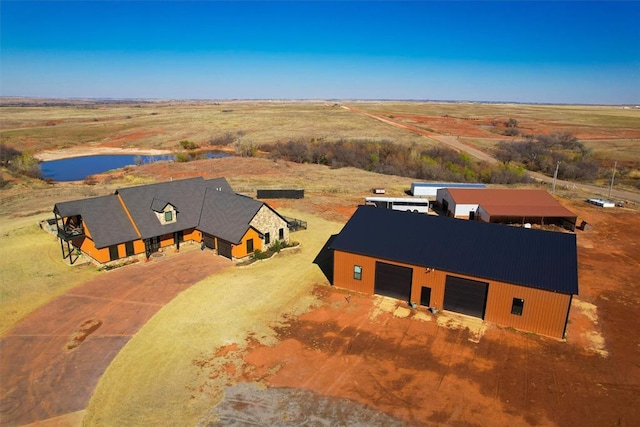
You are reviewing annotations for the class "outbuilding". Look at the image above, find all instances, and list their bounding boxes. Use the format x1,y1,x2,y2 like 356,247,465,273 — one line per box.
410,182,486,197
436,188,577,230
330,206,578,339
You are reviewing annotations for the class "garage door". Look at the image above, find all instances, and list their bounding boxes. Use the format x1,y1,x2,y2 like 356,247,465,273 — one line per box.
374,261,413,301
218,239,232,260
203,233,215,250
443,275,488,319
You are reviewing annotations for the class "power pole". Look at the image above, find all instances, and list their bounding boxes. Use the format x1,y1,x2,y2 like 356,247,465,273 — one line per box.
608,161,617,198
552,161,560,194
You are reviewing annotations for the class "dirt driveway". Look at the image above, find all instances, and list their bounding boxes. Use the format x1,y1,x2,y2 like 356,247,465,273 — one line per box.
0,248,231,426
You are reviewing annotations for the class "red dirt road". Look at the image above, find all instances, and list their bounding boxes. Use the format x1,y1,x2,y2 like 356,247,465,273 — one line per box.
0,248,231,426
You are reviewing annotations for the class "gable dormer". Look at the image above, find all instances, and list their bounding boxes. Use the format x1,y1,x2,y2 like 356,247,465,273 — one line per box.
151,198,178,225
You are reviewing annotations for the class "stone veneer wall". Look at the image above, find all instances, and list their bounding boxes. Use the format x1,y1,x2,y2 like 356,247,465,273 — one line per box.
250,205,289,245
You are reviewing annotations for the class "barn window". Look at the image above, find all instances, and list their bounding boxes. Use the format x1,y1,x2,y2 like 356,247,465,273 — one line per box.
164,211,173,221
511,298,524,316
353,265,362,280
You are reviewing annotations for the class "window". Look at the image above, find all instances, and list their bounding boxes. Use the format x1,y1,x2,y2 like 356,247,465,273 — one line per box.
279,228,284,240
511,298,524,316
164,211,173,221
246,238,254,253
353,265,362,280
264,232,270,245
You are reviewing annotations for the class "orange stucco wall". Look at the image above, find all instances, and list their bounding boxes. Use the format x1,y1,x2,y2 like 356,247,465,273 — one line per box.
333,250,571,339
231,228,262,259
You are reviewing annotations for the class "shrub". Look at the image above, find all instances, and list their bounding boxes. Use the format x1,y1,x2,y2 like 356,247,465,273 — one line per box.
209,132,236,146
175,152,191,163
178,140,199,150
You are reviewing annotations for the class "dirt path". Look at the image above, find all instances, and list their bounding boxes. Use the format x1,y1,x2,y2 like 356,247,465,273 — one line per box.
342,105,640,203
0,248,231,426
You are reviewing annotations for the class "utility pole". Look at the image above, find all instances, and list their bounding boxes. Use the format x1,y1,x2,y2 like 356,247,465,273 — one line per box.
608,161,617,198
552,161,560,194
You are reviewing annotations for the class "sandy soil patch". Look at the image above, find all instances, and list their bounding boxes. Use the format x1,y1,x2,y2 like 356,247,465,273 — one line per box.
34,146,172,161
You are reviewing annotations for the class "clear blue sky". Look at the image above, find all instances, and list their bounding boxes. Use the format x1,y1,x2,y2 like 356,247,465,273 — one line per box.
1,1,639,104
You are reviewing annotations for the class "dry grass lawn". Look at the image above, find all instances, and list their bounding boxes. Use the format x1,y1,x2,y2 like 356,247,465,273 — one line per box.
0,215,99,335
83,208,341,426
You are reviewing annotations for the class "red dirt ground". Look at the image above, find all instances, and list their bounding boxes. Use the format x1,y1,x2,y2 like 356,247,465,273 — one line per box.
204,200,640,427
390,113,640,141
0,248,231,426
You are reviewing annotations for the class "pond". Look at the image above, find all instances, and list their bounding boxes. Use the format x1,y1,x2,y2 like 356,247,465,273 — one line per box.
40,151,231,182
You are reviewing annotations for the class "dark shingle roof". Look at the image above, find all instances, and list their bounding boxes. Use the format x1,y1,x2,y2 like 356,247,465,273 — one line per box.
54,195,139,248
330,206,578,295
54,176,264,248
115,177,232,239
199,190,263,244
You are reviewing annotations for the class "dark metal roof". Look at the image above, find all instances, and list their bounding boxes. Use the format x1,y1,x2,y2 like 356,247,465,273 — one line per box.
198,190,263,244
330,206,578,295
54,195,139,248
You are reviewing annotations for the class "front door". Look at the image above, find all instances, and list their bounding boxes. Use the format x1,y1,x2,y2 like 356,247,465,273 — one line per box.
146,236,161,257
420,287,431,307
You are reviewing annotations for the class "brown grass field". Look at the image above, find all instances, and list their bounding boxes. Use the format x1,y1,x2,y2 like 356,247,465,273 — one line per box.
1,101,639,426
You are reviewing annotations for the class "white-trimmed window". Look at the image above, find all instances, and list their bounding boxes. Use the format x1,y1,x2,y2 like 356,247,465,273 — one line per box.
353,265,362,280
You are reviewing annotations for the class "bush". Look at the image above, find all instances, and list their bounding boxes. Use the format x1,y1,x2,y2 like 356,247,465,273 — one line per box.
209,132,236,146
178,140,199,150
175,152,191,163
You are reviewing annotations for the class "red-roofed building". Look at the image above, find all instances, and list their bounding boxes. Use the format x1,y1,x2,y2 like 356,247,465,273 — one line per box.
436,188,577,231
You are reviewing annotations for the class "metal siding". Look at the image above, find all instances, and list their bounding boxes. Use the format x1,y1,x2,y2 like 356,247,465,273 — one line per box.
333,251,376,295
454,203,479,218
485,282,571,339
334,249,570,338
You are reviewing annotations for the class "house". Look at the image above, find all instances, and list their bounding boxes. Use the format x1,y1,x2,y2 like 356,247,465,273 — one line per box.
436,188,577,231
330,206,578,339
53,177,290,264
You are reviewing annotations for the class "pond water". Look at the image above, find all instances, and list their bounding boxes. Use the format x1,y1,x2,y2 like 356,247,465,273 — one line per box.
40,151,230,182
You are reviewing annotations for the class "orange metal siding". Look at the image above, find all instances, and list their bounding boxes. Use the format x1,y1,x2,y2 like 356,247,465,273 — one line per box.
333,251,376,294
334,250,571,339
485,282,571,339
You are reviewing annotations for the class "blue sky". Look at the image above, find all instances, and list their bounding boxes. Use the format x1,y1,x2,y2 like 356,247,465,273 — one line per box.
1,1,639,104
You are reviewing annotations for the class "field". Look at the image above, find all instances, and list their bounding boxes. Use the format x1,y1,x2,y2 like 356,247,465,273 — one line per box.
1,101,639,426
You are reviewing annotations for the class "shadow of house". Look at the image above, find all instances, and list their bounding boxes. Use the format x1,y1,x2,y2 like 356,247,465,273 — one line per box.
313,234,337,284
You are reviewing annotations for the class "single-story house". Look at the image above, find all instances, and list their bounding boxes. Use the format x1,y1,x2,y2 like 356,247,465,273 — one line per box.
54,177,290,264
436,188,578,231
330,206,578,339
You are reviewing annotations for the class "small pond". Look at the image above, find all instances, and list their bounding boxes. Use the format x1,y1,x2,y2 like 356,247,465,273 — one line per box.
40,151,231,182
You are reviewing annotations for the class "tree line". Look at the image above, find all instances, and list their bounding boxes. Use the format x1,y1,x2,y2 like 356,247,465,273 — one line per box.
260,139,529,184
494,133,598,181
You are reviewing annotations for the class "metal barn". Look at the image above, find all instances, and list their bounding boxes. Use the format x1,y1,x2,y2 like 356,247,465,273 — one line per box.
330,206,578,339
